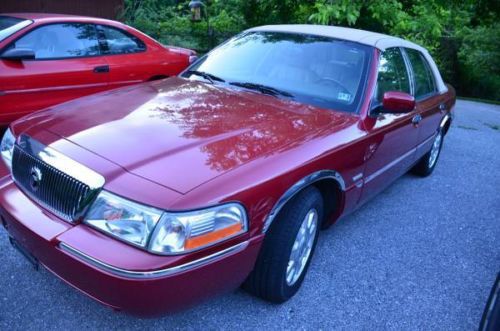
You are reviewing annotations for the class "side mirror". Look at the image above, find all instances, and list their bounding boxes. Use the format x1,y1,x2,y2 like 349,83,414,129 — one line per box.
1,48,35,61
381,91,415,113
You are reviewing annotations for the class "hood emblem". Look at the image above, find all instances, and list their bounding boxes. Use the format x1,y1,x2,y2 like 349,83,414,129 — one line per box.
29,166,42,191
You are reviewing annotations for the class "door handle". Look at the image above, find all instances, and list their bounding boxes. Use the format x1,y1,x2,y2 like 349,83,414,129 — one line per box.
439,103,447,113
93,65,109,73
412,114,422,126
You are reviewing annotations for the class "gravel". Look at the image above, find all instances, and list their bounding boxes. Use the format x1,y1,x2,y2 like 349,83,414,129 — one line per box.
1,99,499,330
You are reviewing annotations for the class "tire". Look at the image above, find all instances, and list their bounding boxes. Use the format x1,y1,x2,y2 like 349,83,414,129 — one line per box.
411,129,444,177
243,186,323,303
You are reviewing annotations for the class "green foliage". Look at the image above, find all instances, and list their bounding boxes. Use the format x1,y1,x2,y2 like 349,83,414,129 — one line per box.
309,0,361,26
120,0,500,101
457,23,500,100
459,23,500,76
366,0,405,29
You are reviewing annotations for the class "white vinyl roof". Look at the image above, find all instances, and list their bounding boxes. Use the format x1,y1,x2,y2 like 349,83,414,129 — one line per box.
248,24,425,51
247,25,447,92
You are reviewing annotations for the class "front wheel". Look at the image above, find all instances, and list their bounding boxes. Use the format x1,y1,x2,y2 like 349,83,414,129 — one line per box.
412,130,444,177
243,186,323,303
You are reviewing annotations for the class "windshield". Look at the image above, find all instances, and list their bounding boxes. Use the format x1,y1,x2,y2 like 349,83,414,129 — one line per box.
0,16,32,42
183,31,372,113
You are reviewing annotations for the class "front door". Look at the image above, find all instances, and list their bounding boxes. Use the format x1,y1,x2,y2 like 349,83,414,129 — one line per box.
0,23,109,124
359,47,420,203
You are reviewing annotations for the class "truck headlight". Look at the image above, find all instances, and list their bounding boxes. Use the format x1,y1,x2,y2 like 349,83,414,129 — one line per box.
84,191,248,254
149,203,247,254
84,191,163,248
0,128,16,170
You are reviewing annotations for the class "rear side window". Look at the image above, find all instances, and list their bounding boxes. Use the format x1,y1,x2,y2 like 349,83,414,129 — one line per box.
99,25,146,55
12,23,99,59
375,47,411,101
405,48,436,98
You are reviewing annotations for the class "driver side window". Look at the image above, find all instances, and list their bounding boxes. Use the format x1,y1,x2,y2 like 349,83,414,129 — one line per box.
12,23,100,60
376,48,410,101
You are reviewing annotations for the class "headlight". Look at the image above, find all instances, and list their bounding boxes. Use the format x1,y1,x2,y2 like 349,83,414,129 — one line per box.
0,128,15,169
149,203,247,254
84,191,248,254
84,191,163,248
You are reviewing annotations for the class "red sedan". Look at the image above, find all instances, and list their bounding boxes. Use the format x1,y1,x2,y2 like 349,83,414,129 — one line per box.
0,25,455,316
0,13,195,125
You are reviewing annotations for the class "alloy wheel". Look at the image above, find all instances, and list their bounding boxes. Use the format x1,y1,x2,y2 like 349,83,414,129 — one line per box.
286,208,318,286
429,132,442,168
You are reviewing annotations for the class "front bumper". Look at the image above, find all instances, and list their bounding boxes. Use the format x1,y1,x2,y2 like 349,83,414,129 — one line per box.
0,178,262,316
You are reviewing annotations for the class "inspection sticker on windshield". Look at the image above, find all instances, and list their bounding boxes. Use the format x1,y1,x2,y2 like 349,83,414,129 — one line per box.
337,92,351,102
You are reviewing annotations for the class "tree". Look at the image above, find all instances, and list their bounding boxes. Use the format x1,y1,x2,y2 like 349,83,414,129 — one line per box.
120,0,500,100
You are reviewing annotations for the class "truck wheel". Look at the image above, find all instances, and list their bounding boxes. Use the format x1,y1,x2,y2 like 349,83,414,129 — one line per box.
243,186,323,303
412,130,443,177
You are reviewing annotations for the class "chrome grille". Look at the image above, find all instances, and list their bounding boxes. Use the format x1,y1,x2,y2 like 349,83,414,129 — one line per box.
11,135,105,222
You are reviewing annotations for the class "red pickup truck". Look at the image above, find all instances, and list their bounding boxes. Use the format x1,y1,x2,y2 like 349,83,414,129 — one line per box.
0,25,455,316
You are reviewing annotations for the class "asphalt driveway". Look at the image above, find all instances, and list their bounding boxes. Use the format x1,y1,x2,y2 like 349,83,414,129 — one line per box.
0,99,499,330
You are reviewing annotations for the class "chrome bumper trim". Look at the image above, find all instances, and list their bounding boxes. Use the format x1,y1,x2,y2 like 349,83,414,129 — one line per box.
59,241,249,279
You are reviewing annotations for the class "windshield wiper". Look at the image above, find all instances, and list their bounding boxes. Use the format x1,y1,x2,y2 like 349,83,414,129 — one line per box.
185,70,225,84
230,82,294,98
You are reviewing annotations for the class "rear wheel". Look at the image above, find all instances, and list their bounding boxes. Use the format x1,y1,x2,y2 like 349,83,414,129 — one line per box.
412,130,443,177
243,186,323,303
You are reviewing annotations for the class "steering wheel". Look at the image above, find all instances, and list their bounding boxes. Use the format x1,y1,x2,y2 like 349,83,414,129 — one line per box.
315,77,351,96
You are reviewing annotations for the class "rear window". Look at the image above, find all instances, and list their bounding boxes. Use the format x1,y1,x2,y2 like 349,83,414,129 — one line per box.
0,16,32,42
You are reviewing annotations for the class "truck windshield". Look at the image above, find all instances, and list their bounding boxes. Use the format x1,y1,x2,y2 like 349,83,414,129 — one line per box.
183,31,372,113
0,16,32,42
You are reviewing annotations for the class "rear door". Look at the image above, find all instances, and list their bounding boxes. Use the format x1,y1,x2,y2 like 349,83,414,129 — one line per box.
0,23,109,123
403,48,447,158
359,47,420,203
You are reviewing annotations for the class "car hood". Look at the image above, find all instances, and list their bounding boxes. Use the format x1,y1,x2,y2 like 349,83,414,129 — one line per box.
14,78,356,194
